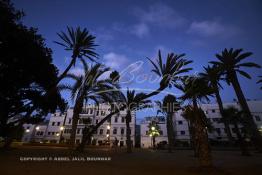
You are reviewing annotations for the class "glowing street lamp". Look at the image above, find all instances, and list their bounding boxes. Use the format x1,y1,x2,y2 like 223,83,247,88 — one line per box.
35,126,40,130
151,126,155,131
106,134,109,138
56,133,60,136
60,126,64,131
25,129,30,133
107,125,111,130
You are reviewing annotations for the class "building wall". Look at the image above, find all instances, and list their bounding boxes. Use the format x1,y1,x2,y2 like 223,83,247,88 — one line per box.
22,104,136,146
140,100,262,148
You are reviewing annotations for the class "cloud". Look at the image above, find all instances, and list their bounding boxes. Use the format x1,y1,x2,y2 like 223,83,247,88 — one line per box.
133,3,186,28
69,67,84,76
131,23,150,38
187,20,240,38
103,52,129,70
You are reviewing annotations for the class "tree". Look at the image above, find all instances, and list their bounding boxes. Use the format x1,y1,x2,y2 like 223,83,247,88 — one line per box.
200,65,234,143
123,90,151,153
148,120,161,148
0,0,66,148
257,76,262,90
177,76,214,167
62,62,119,148
223,106,250,156
77,50,192,152
54,26,98,85
156,94,180,152
210,48,262,151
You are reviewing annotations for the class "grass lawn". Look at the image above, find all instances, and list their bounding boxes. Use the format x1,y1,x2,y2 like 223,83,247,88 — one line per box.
1,146,262,175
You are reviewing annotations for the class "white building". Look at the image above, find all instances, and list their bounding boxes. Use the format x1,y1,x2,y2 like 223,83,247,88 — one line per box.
140,100,262,148
22,104,136,146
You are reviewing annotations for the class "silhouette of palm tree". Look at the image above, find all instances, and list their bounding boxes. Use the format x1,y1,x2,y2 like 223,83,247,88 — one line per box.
200,65,234,143
210,48,262,151
55,26,98,84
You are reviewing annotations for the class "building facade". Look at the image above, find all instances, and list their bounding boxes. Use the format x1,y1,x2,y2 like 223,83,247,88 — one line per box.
22,104,136,146
140,100,262,148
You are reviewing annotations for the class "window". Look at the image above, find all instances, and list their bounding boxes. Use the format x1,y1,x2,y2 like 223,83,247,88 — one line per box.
99,129,103,135
68,119,72,124
27,126,30,129
180,131,185,135
121,128,124,135
159,130,163,135
205,110,208,114
107,118,111,123
115,117,118,123
255,115,261,121
52,132,55,135
96,111,99,116
178,121,183,125
106,129,110,134
48,132,51,135
212,109,216,113
232,128,237,133
77,129,81,134
146,131,149,135
113,128,117,134
57,122,60,126
121,117,125,123
52,122,55,126
90,109,93,114
96,119,99,124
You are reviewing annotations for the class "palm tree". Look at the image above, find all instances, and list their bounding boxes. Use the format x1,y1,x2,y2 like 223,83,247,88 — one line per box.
200,65,234,143
210,48,262,151
123,90,151,153
148,120,161,148
62,62,119,148
177,76,214,167
55,26,98,85
156,94,180,152
77,50,192,152
257,76,262,90
181,105,198,156
223,106,250,156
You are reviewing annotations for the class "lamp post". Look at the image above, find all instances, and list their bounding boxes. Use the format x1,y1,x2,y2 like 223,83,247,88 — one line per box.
107,125,111,146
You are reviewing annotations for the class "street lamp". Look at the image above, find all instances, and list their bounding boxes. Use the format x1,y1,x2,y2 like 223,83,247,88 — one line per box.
151,126,155,131
60,126,64,131
56,133,60,136
106,134,109,138
35,126,40,130
25,129,30,133
107,125,111,129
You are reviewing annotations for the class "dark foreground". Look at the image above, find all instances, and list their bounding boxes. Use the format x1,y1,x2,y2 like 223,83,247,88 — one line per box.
1,146,262,175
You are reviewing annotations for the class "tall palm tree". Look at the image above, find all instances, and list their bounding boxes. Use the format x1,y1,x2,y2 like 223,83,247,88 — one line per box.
123,90,151,153
210,48,262,150
200,65,234,143
62,62,118,148
156,94,180,152
55,26,98,85
181,105,198,156
257,76,262,90
77,50,192,152
223,106,250,156
177,76,214,167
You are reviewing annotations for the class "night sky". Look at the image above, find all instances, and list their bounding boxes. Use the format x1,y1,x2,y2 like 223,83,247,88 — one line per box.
12,0,262,121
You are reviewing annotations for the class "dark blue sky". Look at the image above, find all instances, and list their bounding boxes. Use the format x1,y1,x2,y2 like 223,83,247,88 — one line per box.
13,0,262,120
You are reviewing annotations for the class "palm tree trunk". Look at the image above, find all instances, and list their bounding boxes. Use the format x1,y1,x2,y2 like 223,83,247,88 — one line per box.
213,84,234,143
233,122,250,156
167,113,175,153
69,95,84,148
56,55,77,85
230,72,262,151
126,110,132,153
193,98,213,168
